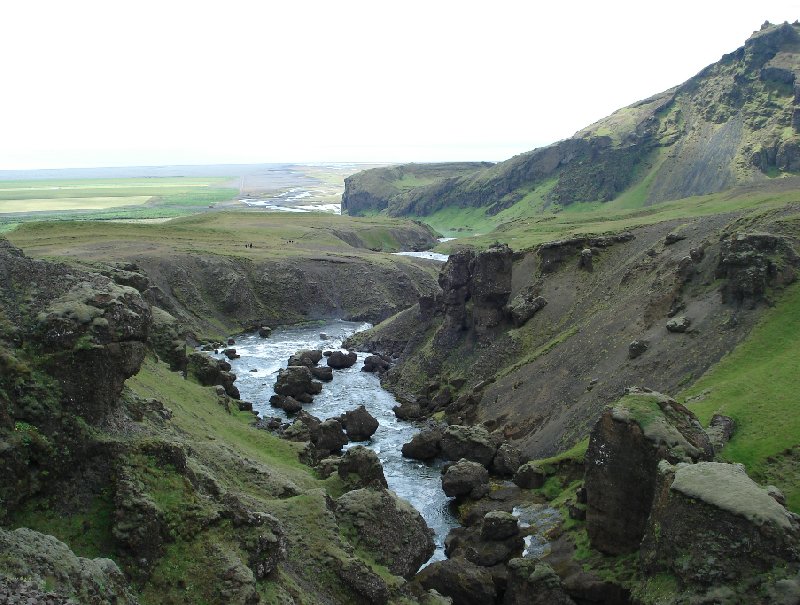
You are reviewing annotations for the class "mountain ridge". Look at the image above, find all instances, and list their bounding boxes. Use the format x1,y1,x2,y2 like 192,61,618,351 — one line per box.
342,21,800,218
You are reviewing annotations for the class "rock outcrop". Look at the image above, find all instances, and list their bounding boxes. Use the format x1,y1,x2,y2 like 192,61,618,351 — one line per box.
273,366,323,403
189,353,240,399
401,428,443,460
640,461,800,587
584,388,713,554
335,488,435,578
441,459,490,500
414,557,497,605
716,232,798,306
337,445,388,489
440,425,500,467
340,405,379,441
0,528,139,605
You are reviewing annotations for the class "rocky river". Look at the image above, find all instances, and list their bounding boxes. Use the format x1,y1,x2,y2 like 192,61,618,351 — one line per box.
209,320,459,562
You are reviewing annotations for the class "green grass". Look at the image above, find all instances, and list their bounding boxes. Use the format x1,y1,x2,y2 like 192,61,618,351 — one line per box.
10,490,116,559
682,282,800,511
6,211,438,261
0,177,237,225
432,182,800,252
127,358,314,487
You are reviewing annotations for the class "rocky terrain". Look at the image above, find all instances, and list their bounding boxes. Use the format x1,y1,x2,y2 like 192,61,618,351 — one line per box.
343,22,800,218
3,20,800,605
348,206,800,460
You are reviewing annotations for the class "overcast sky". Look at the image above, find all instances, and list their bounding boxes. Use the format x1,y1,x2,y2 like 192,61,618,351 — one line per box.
1,1,798,169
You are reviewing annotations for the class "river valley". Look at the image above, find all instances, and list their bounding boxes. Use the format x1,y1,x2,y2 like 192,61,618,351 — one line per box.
208,320,459,562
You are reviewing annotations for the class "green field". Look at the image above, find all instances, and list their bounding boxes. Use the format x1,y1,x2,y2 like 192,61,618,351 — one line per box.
683,281,800,511
0,177,237,226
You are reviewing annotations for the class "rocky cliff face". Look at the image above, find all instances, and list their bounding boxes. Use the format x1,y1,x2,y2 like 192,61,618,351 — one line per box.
348,206,800,459
0,240,151,518
343,22,800,217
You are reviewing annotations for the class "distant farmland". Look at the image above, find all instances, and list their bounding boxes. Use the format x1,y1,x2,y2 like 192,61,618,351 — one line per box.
0,177,238,228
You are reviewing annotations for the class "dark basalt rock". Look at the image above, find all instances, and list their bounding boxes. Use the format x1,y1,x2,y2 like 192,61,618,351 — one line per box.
628,339,649,359
505,559,576,605
440,425,500,467
258,326,272,338
362,354,390,373
337,445,387,489
188,352,240,399
490,443,522,477
512,462,546,489
340,405,379,441
716,232,799,306
309,365,333,381
707,413,736,453
401,428,443,460
288,349,323,367
327,350,358,369
665,316,691,333
274,366,322,401
507,292,547,328
313,419,348,457
584,388,713,555
641,461,800,588
269,394,302,414
442,459,490,499
415,557,497,605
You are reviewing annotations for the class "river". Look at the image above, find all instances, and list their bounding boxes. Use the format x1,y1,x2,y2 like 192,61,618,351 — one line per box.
208,320,459,563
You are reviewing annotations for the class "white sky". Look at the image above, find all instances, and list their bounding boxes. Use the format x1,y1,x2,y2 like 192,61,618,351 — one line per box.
1,1,798,169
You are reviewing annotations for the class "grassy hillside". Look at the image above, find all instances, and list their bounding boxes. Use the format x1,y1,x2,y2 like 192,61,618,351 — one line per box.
683,280,800,510
428,177,800,252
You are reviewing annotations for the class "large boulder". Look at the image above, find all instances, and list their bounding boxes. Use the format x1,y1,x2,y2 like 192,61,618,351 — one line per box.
402,428,443,461
273,366,322,402
340,405,379,441
445,523,523,568
442,459,490,500
310,365,333,381
0,528,138,605
362,354,390,373
327,350,358,369
288,349,323,367
504,559,576,605
512,462,546,489
507,293,548,328
335,488,435,578
641,461,800,587
188,352,240,399
337,445,388,489
440,425,500,467
415,557,497,605
313,419,348,457
584,388,713,555
491,443,522,477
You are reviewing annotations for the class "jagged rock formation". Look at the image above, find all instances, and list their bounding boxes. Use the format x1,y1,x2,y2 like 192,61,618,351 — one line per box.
343,22,800,217
584,388,714,554
347,211,800,461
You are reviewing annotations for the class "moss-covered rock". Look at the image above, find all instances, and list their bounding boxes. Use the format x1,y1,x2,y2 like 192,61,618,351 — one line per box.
0,527,139,604
584,388,713,555
335,487,435,578
640,461,800,588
